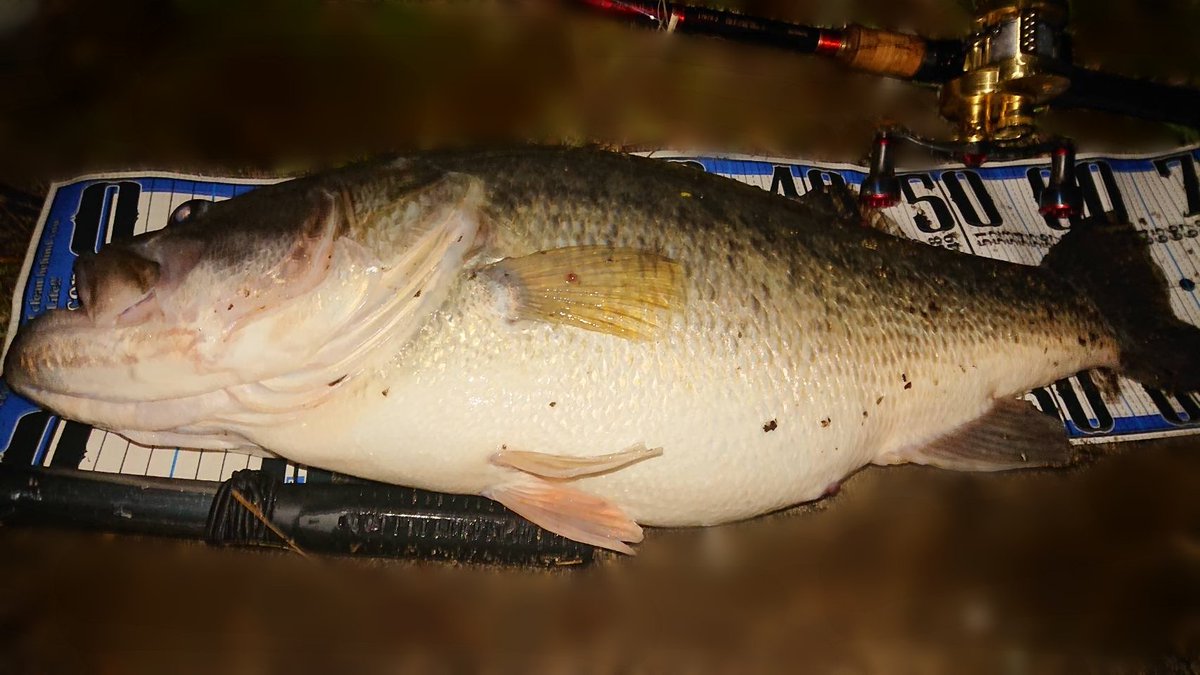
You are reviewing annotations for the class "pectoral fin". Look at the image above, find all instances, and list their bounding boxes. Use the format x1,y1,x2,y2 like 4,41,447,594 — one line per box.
483,246,684,340
491,444,662,479
876,397,1073,472
484,478,644,554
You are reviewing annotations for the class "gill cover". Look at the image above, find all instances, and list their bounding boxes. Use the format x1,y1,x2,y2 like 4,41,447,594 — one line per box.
4,160,485,450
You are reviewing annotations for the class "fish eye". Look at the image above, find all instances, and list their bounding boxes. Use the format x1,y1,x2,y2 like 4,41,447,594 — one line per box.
169,199,212,226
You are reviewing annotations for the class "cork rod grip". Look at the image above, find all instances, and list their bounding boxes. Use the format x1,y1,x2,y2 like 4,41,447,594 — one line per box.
838,25,928,78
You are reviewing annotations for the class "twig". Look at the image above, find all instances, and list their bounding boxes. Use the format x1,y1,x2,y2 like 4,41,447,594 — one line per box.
231,488,313,560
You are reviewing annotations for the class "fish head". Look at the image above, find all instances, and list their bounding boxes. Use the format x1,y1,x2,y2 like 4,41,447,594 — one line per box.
4,161,484,445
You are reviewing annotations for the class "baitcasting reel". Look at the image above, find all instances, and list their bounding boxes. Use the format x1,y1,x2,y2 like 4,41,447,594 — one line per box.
860,0,1081,216
575,0,1200,217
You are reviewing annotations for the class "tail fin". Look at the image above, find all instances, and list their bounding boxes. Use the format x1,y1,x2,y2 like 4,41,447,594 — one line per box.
1042,216,1200,391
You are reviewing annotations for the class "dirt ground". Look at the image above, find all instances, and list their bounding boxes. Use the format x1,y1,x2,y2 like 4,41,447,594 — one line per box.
0,2,1198,673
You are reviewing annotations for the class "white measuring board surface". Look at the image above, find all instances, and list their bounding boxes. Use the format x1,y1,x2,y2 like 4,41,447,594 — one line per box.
2,147,1198,484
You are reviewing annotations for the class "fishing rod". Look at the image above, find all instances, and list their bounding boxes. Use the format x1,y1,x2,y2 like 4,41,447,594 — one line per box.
571,0,1200,216
573,0,965,85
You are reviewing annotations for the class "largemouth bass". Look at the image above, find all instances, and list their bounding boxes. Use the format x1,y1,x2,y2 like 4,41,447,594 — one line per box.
6,147,1199,553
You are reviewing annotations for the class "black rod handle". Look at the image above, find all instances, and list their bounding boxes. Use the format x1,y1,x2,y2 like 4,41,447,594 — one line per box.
0,466,596,565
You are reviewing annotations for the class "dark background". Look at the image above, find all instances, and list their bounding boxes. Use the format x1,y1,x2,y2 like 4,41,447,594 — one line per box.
0,2,1199,673
3,0,1198,189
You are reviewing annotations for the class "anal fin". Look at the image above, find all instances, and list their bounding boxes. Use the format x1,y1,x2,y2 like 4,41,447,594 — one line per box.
877,398,1073,472
484,478,643,555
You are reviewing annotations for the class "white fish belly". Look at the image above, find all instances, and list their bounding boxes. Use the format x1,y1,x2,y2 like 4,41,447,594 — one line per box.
257,338,868,526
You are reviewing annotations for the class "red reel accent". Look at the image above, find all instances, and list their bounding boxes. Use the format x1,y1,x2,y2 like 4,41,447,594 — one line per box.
1039,203,1077,218
862,192,899,209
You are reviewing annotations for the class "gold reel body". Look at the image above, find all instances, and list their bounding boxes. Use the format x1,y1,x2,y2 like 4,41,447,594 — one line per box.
940,1,1071,143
